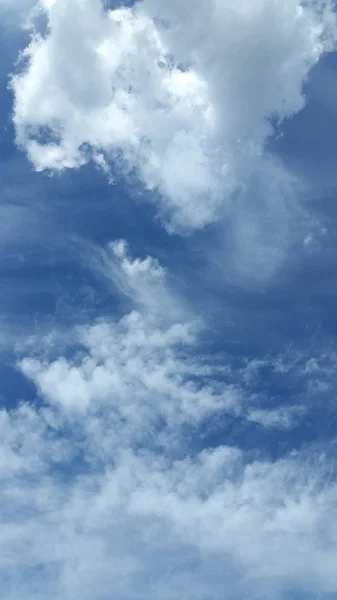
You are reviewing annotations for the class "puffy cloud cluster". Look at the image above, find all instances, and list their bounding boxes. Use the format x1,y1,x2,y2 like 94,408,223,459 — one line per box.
4,1,337,598
11,0,337,231
0,241,336,599
2,388,337,600
19,241,240,451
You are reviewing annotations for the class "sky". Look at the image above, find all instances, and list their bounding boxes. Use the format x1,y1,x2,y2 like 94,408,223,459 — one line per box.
2,0,337,598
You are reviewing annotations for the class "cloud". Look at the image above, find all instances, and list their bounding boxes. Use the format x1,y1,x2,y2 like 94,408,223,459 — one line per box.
10,0,337,234
0,0,32,10
247,404,306,429
86,238,189,324
5,3,337,598
1,402,337,600
19,242,240,442
1,242,337,598
0,0,37,25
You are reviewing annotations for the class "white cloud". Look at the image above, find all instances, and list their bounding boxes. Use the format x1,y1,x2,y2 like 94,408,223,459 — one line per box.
11,0,337,234
20,312,235,426
87,238,188,324
0,0,38,27
1,405,337,600
247,405,306,429
1,242,337,598
0,0,33,10
19,242,240,441
5,2,337,594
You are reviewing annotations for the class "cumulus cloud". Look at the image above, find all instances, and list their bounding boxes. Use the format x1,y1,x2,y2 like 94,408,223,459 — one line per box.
5,2,337,598
1,402,337,600
0,242,337,598
19,242,241,447
11,0,337,233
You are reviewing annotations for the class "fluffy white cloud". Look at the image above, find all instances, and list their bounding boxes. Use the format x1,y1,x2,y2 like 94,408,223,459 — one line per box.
1,406,337,600
1,242,337,599
19,242,241,448
11,0,337,233
6,2,337,595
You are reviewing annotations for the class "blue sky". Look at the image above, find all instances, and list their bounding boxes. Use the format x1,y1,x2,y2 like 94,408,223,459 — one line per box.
2,1,337,599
